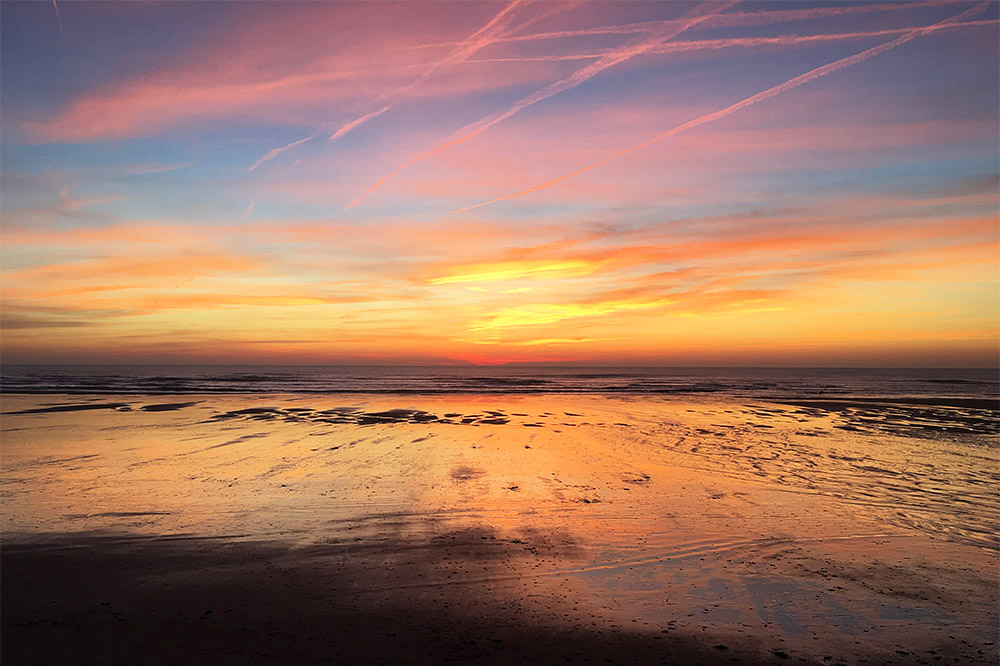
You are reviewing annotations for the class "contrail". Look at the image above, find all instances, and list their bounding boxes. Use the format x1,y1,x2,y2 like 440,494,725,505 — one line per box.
376,0,530,103
345,1,739,210
503,1,581,40
395,3,582,94
705,0,963,28
448,19,998,65
406,0,961,49
248,130,322,171
329,0,530,138
449,3,990,214
329,103,395,141
52,0,64,39
249,0,531,170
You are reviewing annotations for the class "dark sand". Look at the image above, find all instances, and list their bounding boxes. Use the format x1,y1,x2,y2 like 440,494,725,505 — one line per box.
2,394,997,665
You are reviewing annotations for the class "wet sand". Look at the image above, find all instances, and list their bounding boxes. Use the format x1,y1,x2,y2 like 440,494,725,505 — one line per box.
2,393,997,665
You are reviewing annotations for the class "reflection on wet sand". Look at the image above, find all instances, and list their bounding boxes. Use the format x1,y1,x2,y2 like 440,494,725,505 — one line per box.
2,394,997,664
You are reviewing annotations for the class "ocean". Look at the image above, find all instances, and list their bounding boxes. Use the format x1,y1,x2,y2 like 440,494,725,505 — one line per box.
2,365,997,402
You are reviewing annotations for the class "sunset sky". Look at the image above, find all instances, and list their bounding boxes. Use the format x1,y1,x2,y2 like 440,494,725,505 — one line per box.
1,0,997,366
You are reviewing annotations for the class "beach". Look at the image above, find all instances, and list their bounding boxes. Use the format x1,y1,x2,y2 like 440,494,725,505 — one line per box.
2,389,997,665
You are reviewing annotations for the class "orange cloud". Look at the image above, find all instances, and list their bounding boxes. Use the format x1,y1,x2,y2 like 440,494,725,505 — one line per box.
429,259,604,284
469,298,672,331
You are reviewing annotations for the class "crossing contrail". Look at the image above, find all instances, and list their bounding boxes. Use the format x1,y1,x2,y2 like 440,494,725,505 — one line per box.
249,0,531,171
501,1,582,43
449,19,997,65
345,0,739,210
374,0,530,103
448,3,990,214
326,0,531,139
406,0,961,50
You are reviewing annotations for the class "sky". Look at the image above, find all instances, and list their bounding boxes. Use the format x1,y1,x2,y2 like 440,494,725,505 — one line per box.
1,0,997,367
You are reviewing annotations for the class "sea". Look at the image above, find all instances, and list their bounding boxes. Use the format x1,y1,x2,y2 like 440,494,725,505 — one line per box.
1,365,997,403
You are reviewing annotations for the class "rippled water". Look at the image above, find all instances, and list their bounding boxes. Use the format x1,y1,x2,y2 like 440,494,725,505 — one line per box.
2,365,997,401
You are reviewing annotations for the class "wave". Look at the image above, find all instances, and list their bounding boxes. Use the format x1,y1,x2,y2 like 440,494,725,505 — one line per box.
2,366,997,407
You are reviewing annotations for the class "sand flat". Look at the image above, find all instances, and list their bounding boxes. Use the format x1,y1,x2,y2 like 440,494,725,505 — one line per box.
2,393,997,664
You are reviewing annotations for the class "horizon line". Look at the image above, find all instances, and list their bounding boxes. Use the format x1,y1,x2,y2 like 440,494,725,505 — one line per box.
2,363,997,371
